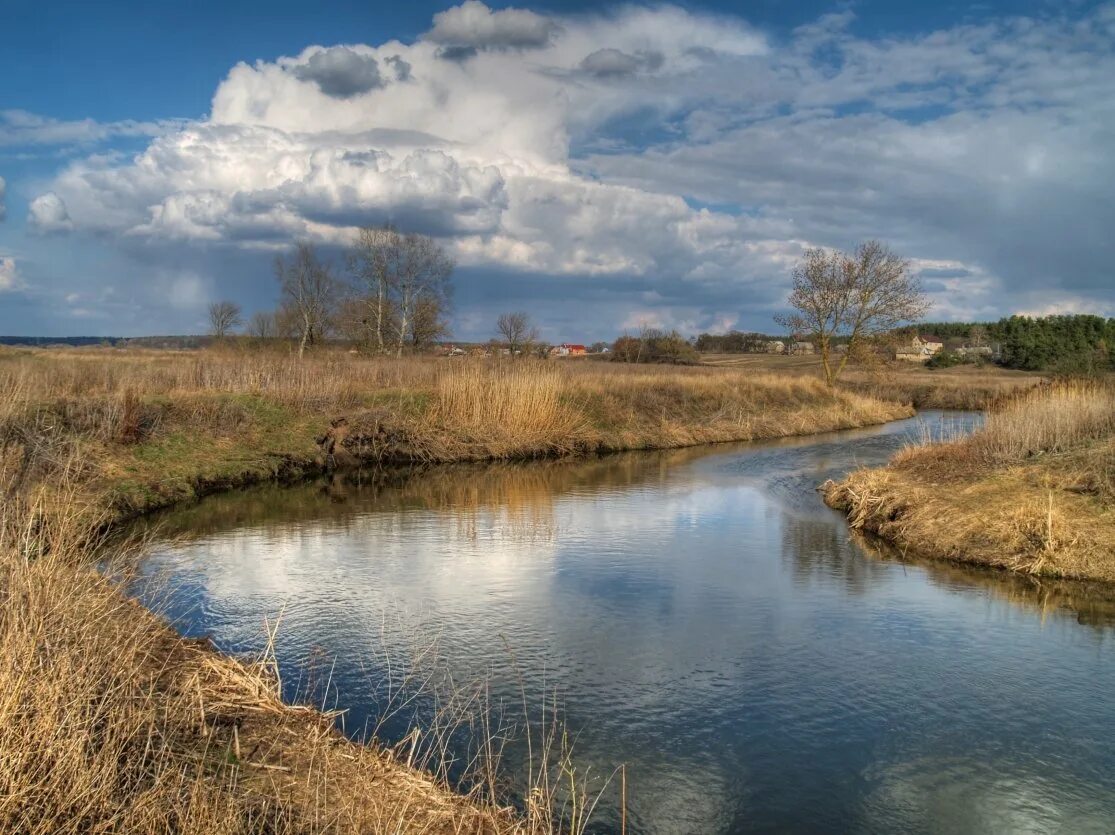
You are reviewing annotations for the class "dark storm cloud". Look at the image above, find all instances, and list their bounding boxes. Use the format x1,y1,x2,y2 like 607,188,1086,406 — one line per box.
435,45,479,63
579,48,665,78
292,48,385,98
384,55,412,82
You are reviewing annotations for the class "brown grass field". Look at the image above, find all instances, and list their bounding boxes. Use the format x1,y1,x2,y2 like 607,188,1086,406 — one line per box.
699,352,1044,409
1,344,935,834
826,380,1115,582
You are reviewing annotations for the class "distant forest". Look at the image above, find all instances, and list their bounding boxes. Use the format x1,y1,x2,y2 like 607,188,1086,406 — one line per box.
0,336,205,349
696,315,1115,374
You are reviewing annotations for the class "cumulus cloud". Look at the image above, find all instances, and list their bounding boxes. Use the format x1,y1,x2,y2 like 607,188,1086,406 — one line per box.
425,0,559,52
0,257,19,291
25,1,1115,332
28,192,74,234
291,47,386,98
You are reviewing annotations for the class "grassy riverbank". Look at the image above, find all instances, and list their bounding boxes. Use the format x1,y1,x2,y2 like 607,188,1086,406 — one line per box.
3,348,913,522
0,346,912,833
826,381,1115,582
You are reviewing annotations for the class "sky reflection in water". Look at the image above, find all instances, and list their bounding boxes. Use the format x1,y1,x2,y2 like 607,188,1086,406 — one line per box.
134,412,1115,834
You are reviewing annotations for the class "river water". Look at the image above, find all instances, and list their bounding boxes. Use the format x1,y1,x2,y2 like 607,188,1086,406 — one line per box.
133,411,1115,834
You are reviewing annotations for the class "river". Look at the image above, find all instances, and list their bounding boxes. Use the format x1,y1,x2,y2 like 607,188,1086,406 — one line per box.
131,411,1115,834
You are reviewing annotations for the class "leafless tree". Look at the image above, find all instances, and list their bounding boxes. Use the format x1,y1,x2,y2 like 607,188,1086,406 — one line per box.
496,312,539,355
275,242,340,357
969,324,987,348
347,225,400,353
208,300,242,339
409,295,451,349
347,226,453,355
391,233,453,357
776,240,929,386
248,310,275,341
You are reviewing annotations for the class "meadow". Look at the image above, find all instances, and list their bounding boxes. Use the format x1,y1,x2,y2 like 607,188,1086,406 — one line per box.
698,352,1044,409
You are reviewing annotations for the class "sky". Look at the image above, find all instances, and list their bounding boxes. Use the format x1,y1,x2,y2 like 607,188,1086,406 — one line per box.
1,0,1113,342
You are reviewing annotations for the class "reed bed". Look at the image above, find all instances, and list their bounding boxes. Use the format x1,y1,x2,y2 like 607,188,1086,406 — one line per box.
827,381,1115,581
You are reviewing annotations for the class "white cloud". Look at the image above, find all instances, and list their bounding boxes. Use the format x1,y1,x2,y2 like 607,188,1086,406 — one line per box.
24,1,1115,327
425,0,560,51
0,109,183,148
39,2,767,283
0,257,20,291
27,192,74,234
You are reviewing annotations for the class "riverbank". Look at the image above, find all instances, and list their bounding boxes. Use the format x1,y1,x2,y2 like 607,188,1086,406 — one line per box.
3,348,913,524
0,347,913,833
825,381,1115,583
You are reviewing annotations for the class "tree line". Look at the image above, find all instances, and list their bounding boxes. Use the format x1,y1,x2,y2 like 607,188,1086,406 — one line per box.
209,226,454,357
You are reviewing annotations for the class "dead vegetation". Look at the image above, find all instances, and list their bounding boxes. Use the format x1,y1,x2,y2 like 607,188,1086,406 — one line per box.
699,352,1044,409
826,381,1115,581
0,346,911,522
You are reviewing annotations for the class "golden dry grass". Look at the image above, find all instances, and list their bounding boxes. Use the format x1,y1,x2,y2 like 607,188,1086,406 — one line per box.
0,346,912,523
699,352,1044,409
826,381,1115,581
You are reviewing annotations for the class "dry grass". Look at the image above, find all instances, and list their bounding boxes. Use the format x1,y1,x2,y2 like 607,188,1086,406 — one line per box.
0,346,911,525
699,352,1044,409
0,344,913,833
826,381,1115,581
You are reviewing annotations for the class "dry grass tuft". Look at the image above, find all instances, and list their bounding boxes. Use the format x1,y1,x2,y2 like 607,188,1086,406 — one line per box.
826,380,1115,582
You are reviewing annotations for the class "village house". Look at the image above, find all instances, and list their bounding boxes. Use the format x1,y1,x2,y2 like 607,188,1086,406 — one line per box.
550,343,587,357
765,340,785,354
790,341,815,355
895,334,945,362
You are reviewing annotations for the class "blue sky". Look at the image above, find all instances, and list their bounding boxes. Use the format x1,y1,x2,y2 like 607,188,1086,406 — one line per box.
1,0,1113,340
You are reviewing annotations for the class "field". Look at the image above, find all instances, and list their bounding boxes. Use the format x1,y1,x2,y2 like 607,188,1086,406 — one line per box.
699,352,1044,409
826,381,1115,582
0,345,922,834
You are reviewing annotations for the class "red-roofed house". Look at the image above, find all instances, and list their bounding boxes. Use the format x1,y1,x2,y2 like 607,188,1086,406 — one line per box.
550,343,587,356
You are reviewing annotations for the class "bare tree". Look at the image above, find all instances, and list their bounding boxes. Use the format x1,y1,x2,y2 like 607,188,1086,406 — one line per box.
208,300,242,340
347,226,400,353
391,233,454,357
275,242,340,357
496,312,539,355
410,295,451,349
347,226,453,355
776,240,929,386
969,324,987,348
248,310,275,341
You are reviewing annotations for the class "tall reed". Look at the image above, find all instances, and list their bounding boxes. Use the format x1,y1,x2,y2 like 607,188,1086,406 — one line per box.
976,380,1115,460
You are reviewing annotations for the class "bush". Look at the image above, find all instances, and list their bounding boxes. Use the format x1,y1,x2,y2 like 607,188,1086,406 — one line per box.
611,330,699,364
926,350,977,369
